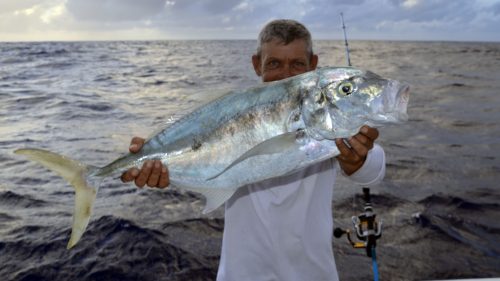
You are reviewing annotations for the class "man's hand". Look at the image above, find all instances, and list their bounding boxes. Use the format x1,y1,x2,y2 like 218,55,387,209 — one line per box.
335,125,379,176
120,137,170,188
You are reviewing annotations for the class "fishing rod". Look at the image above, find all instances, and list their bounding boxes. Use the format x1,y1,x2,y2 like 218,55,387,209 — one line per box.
334,12,382,281
340,12,352,66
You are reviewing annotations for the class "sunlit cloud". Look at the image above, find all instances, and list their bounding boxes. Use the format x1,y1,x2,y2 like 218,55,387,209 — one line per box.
40,4,64,23
233,1,253,12
402,0,420,9
13,7,36,16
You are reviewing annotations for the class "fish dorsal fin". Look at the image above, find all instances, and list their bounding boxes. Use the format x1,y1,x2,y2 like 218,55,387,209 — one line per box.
186,188,236,214
206,131,301,181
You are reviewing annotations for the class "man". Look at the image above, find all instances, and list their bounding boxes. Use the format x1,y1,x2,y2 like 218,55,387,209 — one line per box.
121,19,385,281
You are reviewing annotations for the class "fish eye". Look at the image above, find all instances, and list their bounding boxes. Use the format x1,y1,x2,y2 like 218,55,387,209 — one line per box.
338,82,354,95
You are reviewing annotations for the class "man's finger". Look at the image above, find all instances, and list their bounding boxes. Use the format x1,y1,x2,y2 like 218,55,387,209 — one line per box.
147,160,162,187
158,167,170,188
129,137,145,153
360,125,379,141
353,133,374,151
347,137,368,159
335,139,353,160
121,168,139,182
353,133,369,146
135,160,153,188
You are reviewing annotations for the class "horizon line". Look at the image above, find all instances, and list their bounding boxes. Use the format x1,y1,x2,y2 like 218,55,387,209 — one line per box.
1,38,499,44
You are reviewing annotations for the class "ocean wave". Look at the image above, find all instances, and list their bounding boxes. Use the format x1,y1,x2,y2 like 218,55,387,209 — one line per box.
417,194,500,257
35,62,75,69
0,191,48,208
0,215,220,281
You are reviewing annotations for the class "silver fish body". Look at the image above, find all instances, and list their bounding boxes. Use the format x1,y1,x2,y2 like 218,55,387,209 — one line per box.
101,66,409,193
15,66,409,248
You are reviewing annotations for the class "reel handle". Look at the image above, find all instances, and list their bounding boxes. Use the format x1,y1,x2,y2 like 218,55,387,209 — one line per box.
333,227,346,238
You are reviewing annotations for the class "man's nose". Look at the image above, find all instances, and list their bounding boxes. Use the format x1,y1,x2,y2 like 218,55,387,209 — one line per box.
279,64,294,80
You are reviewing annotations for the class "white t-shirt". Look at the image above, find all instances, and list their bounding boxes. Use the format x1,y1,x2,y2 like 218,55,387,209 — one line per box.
216,144,386,281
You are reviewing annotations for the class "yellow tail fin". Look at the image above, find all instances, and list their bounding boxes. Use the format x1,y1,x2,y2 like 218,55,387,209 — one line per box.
14,148,98,249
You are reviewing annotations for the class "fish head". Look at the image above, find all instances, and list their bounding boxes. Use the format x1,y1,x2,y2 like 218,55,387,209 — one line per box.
301,67,410,139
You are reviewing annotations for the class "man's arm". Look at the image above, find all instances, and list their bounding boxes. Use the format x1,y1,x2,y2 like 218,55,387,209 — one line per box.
120,137,170,188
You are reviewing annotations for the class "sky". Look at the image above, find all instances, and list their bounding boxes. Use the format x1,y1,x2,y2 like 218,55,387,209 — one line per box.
0,0,499,42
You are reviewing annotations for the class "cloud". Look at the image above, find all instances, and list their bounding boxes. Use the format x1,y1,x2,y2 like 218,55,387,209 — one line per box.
65,0,166,21
0,0,499,41
0,0,40,15
0,0,68,34
312,0,500,40
40,4,64,24
233,1,253,12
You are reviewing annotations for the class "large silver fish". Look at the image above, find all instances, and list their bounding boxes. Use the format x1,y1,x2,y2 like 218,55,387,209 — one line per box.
14,66,409,249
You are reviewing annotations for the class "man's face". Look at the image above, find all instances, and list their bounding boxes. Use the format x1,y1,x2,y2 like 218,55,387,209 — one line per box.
252,38,318,82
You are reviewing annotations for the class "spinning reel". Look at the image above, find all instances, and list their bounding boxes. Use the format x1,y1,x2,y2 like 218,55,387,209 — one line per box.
334,187,382,257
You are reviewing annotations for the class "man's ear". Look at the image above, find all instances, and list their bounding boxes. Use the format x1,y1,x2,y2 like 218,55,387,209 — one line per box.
310,54,319,70
252,55,262,76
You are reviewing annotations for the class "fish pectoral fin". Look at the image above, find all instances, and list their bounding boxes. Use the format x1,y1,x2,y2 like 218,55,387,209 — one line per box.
206,132,300,180
187,188,236,214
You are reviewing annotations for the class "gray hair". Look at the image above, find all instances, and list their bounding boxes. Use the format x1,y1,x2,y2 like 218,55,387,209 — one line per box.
256,19,313,57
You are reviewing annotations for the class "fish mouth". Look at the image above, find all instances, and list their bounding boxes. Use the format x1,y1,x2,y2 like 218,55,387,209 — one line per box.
370,82,410,125
394,83,410,122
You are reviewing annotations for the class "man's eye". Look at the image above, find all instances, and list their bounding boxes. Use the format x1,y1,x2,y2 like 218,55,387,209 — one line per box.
266,61,280,69
293,61,307,69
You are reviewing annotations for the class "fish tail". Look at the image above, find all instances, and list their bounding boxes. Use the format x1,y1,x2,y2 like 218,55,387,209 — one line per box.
14,148,99,249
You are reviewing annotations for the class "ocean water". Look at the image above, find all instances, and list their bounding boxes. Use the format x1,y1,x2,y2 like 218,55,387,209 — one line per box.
0,40,499,281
